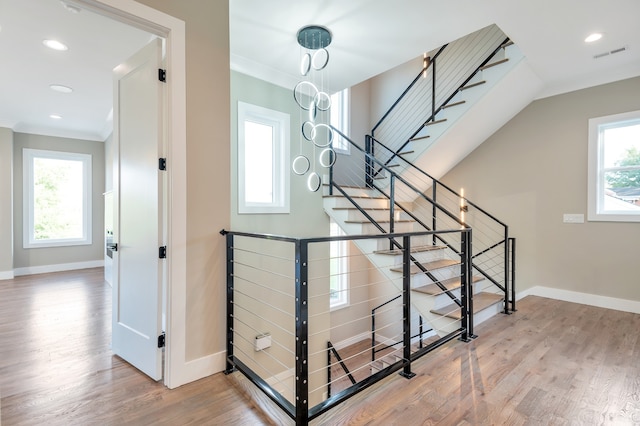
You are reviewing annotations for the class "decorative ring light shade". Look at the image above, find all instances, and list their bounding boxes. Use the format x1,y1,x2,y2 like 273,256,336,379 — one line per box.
292,25,336,192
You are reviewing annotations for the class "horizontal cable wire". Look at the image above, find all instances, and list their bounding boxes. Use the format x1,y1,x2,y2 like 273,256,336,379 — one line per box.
231,260,295,281
234,288,294,319
233,275,294,299
230,246,294,263
230,343,294,398
232,315,295,357
234,303,294,337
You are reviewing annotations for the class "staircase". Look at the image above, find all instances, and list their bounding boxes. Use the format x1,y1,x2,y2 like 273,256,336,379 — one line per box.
324,25,523,348
324,185,505,343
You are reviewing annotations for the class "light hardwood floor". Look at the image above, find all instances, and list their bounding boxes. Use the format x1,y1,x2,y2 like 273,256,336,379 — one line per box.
1,268,639,425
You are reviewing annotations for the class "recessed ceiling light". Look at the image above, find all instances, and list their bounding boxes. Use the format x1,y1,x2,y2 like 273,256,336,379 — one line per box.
50,84,73,93
585,33,603,43
50,114,63,120
43,39,68,51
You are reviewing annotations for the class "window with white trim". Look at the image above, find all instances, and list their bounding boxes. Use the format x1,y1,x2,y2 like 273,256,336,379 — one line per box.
23,148,92,248
588,110,640,222
329,219,349,310
330,88,350,154
238,101,290,214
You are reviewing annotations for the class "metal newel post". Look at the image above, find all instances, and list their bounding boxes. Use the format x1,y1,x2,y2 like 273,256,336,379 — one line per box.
503,227,510,314
389,175,395,250
399,235,416,379
510,237,517,312
224,232,236,374
431,57,436,118
432,182,437,246
460,230,470,342
295,240,309,425
365,136,373,188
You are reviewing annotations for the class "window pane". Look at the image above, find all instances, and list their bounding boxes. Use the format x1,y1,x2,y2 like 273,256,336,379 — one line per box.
33,157,84,240
603,123,640,168
244,120,274,203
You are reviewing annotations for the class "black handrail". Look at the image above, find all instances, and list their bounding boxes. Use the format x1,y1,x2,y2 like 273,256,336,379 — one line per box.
372,37,510,169
224,228,473,424
371,45,448,133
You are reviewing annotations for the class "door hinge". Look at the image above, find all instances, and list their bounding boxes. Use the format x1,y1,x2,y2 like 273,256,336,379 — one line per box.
159,246,167,259
158,333,166,348
159,157,167,171
158,68,166,82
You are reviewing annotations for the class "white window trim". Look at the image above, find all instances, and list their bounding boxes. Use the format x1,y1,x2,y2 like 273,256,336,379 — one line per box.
588,110,640,222
330,220,349,311
331,88,350,155
23,148,93,248
238,101,290,214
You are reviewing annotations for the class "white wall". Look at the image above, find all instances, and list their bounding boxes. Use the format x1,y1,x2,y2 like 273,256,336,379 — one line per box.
0,128,14,278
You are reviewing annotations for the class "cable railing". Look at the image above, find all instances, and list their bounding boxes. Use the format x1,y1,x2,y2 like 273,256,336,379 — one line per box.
222,228,473,425
370,24,509,171
329,123,514,319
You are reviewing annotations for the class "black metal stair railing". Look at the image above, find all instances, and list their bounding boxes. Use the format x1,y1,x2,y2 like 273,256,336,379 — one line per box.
370,296,432,362
329,125,516,316
369,24,510,175
222,228,473,426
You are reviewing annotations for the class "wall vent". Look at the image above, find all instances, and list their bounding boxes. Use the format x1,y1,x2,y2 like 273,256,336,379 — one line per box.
594,46,628,59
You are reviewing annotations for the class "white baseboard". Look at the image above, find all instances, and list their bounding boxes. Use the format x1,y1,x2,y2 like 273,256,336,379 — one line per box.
13,260,104,277
332,332,371,351
518,286,640,314
177,350,227,386
0,270,14,280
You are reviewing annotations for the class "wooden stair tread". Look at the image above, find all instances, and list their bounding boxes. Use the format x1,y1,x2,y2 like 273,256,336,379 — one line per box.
332,206,391,211
345,219,415,224
460,80,486,91
374,245,447,256
323,195,387,200
480,58,509,70
410,135,431,142
398,150,414,155
390,258,459,274
413,275,483,295
424,118,447,127
430,292,503,319
442,100,466,109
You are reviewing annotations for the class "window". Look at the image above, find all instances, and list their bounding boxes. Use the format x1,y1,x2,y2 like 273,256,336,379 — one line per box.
23,148,92,248
588,110,640,222
329,220,349,309
330,88,350,154
238,102,290,214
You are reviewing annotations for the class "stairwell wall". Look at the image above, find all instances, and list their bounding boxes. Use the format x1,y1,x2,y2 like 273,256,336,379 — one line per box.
440,76,640,304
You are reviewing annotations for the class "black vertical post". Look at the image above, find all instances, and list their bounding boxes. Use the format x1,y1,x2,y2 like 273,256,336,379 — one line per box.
503,227,510,314
224,233,236,374
365,136,373,188
431,57,436,118
328,150,334,196
418,316,424,349
399,235,416,379
389,175,395,250
510,237,517,312
432,182,437,246
327,342,332,399
294,240,309,425
460,230,471,342
371,309,376,362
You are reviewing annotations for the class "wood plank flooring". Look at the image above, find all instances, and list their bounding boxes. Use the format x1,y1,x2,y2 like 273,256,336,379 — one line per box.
2,268,640,425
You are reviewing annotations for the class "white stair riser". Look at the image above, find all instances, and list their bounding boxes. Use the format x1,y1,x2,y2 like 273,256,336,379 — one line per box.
331,197,389,209
385,249,446,267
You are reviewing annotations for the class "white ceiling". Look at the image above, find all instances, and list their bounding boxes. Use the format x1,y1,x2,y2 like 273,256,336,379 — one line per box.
1,0,639,142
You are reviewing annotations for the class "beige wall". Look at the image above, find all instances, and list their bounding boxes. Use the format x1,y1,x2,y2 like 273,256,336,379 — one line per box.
12,133,105,270
230,70,327,237
0,128,13,277
441,76,640,302
134,0,230,362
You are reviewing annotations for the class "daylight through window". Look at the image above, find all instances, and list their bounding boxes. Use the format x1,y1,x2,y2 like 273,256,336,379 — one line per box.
588,110,640,222
23,148,92,247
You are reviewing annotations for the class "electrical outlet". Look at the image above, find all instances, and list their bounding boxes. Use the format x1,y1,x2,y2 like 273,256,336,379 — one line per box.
255,333,271,351
563,214,584,224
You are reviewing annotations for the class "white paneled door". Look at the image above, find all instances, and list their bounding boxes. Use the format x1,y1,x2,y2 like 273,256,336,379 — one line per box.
112,38,165,381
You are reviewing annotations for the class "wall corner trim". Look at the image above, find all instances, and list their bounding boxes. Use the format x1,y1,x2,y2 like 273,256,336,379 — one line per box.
168,350,226,389
0,270,15,280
